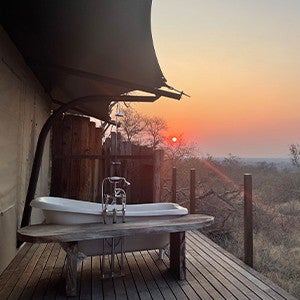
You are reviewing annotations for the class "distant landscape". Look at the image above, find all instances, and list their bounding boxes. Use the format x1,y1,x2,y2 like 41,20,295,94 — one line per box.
117,106,300,298
161,154,300,298
216,157,293,168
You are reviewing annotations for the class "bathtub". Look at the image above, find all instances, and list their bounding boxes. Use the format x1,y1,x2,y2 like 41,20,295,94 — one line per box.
31,196,188,256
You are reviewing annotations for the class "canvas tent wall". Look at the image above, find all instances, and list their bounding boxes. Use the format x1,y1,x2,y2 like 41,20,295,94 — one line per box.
0,27,51,273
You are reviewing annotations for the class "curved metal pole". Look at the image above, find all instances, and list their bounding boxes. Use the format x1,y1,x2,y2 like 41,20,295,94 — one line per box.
20,95,134,228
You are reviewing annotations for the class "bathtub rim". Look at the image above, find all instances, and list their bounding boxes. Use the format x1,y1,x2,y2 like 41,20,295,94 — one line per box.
31,196,189,217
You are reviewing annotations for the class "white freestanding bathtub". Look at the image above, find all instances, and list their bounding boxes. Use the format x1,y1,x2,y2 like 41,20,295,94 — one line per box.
31,197,188,256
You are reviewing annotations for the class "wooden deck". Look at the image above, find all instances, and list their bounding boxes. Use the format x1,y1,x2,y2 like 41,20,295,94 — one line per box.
0,231,296,300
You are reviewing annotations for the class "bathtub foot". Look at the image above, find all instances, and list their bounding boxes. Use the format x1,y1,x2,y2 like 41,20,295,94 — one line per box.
62,242,78,297
159,248,165,260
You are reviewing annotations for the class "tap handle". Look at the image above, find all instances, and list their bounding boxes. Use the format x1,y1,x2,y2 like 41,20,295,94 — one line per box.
103,208,107,224
122,204,126,223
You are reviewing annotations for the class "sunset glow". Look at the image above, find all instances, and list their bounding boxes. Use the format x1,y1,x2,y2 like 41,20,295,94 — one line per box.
135,0,300,158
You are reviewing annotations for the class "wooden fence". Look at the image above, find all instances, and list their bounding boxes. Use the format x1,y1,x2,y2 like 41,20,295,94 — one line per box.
51,115,102,201
50,116,163,203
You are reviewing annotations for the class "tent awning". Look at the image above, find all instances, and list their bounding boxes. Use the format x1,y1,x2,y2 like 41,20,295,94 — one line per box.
1,0,183,120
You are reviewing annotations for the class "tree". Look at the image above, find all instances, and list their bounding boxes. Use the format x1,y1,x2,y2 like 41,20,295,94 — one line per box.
223,153,241,166
143,116,167,149
119,106,145,143
117,106,194,161
289,144,300,167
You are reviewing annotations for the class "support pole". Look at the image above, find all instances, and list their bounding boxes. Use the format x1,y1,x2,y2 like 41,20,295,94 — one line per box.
65,242,78,297
244,173,253,267
153,149,163,202
170,231,186,280
172,167,177,203
190,168,196,213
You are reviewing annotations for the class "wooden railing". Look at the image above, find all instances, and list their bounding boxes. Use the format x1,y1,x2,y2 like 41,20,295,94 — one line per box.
171,167,254,267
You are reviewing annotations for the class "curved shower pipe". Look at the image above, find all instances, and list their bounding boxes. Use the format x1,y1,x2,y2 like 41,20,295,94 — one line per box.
20,95,145,229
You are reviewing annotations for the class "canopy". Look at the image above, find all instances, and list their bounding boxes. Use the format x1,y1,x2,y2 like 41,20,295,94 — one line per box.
1,0,182,120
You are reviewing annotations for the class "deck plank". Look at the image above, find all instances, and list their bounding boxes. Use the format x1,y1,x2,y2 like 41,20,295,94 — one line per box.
79,257,92,300
5,243,47,300
112,255,128,300
91,256,103,300
18,243,54,300
133,251,164,298
187,247,250,300
189,249,258,300
0,243,32,289
141,250,180,300
126,252,152,299
189,231,294,300
31,243,61,299
121,253,140,300
148,250,209,300
43,247,66,299
187,234,266,300
185,257,223,299
0,243,39,299
0,231,297,300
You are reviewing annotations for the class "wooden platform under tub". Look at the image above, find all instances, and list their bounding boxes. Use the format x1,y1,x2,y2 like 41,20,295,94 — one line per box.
17,214,214,296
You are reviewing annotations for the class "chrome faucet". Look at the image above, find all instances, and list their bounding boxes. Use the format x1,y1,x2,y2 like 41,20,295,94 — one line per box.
101,176,130,224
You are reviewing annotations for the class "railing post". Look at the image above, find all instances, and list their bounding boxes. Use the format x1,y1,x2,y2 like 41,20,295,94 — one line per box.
244,173,253,267
172,167,177,202
190,168,196,213
153,149,163,202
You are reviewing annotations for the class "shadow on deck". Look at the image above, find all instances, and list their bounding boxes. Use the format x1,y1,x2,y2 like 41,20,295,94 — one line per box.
0,231,296,299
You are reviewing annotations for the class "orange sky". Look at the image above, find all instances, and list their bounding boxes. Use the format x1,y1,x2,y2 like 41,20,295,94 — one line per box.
135,1,300,158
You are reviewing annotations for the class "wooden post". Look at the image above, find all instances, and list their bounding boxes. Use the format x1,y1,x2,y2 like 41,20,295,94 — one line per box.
153,149,163,202
190,168,196,213
170,232,186,280
244,173,253,267
64,242,78,297
172,167,177,203
69,117,82,199
93,127,102,201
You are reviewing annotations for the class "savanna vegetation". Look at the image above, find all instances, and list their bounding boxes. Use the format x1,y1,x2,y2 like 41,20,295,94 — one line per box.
116,105,300,298
162,156,300,298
